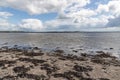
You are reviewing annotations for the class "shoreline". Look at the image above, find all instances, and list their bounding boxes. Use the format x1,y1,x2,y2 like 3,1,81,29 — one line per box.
0,45,120,80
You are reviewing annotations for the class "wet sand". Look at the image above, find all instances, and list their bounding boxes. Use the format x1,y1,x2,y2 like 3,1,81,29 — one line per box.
0,46,120,80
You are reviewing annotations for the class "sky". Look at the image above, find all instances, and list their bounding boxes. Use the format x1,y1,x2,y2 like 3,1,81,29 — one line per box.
0,0,120,32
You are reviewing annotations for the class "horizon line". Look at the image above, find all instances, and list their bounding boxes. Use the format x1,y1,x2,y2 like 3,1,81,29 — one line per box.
0,31,120,33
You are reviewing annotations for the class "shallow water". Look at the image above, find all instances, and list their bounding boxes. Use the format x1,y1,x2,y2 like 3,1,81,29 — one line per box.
0,32,120,57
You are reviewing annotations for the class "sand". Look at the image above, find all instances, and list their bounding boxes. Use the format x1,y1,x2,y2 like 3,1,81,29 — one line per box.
0,46,120,80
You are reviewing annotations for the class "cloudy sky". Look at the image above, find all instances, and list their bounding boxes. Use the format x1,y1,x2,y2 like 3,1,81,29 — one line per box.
0,0,120,31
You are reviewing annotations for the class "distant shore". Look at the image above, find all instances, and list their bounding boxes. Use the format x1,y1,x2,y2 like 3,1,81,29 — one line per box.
0,45,120,80
1,31,120,33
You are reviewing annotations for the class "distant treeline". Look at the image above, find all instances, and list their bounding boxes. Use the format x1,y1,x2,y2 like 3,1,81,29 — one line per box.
0,31,25,33
0,31,81,33
0,31,119,33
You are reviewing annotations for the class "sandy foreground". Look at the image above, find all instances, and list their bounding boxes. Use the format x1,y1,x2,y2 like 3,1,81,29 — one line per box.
0,46,120,80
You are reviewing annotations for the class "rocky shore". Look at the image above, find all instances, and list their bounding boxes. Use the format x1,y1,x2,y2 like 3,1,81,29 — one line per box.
0,45,120,80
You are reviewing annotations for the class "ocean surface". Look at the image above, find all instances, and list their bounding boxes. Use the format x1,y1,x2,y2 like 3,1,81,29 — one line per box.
0,32,120,57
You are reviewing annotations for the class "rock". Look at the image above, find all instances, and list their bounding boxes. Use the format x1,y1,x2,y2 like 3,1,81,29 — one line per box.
13,65,30,73
81,53,89,57
99,78,110,80
2,75,17,80
0,46,8,52
95,53,116,58
73,65,93,72
110,48,113,50
17,73,47,80
58,54,88,61
24,52,44,56
41,63,59,75
54,49,64,53
53,71,82,80
91,58,107,65
73,50,78,53
96,51,105,54
53,73,64,78
81,78,96,80
33,47,39,49
19,58,46,66
0,60,16,67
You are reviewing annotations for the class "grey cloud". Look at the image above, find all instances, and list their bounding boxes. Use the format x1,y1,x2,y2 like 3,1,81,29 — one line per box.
106,16,120,27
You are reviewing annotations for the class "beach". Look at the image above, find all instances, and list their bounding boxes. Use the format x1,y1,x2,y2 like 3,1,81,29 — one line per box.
0,33,120,80
1,0,120,79
0,45,120,80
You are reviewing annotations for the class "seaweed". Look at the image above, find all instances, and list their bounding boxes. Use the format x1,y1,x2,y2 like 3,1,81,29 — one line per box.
73,65,93,72
19,58,46,65
17,73,47,80
13,65,30,73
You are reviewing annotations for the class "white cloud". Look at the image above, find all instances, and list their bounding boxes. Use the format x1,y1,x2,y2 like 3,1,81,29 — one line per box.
1,0,63,14
0,19,10,26
0,0,90,15
46,4,108,31
0,11,13,18
97,4,109,13
67,9,96,18
0,11,44,31
1,0,120,31
44,14,109,31
0,18,44,31
0,11,16,31
97,0,120,16
0,19,17,31
45,19,73,28
52,0,120,31
19,19,44,31
96,0,120,28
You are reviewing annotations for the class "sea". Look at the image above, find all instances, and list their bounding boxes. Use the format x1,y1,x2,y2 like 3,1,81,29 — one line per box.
0,32,120,57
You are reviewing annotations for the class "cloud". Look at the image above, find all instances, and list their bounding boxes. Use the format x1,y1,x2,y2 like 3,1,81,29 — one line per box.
0,11,17,31
0,11,13,18
19,19,44,31
96,0,120,28
106,15,120,27
0,0,90,15
0,19,17,31
45,15,108,31
97,0,120,16
45,5,108,31
97,4,109,13
0,11,44,31
0,0,120,31
0,18,44,31
54,0,120,31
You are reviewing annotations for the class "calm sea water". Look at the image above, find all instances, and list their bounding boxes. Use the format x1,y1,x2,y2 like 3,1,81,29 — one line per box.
0,32,120,57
